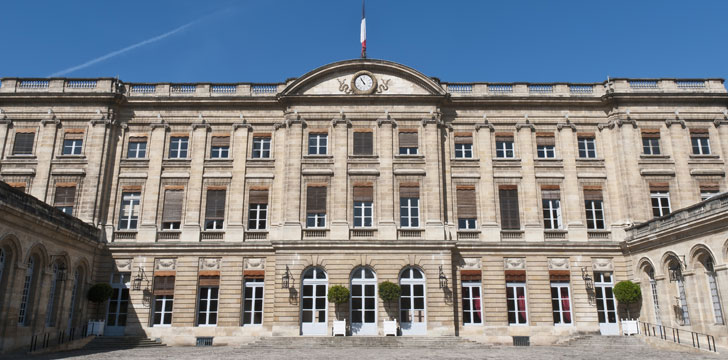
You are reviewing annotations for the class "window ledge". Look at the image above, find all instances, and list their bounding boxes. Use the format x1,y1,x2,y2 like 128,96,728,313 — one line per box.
349,154,379,159
56,154,86,159
205,157,233,161
689,154,719,159
493,157,521,162
6,154,36,159
576,158,604,162
247,157,275,162
303,154,333,159
640,154,670,159
535,158,562,162
394,154,424,159
451,157,478,162
164,158,191,162
122,158,149,162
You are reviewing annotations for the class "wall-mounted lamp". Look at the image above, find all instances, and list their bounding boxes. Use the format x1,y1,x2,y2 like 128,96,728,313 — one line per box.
282,265,291,289
439,265,448,289
132,266,149,291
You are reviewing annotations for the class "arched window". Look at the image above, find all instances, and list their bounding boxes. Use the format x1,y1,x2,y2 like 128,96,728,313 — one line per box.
46,262,63,327
399,267,426,335
18,256,35,325
667,256,690,325
350,267,377,335
701,256,724,325
644,265,661,325
0,248,5,290
67,269,81,331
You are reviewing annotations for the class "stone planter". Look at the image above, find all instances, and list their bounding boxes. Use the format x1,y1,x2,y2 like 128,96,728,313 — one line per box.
87,320,105,336
333,320,346,336
383,320,397,336
621,319,639,335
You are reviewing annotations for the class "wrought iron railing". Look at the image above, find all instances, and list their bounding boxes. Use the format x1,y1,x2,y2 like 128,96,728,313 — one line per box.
640,321,717,352
29,323,89,352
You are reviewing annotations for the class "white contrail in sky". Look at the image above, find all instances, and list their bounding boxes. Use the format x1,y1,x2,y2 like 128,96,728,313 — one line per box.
48,10,225,77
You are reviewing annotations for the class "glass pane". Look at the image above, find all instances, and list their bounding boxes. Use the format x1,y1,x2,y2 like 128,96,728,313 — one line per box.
414,297,424,309
365,285,374,296
365,298,375,309
352,310,362,323
254,300,262,311
303,298,312,309
352,285,362,296
253,313,262,324
414,285,424,297
315,297,325,310
317,310,326,322
303,285,313,297
401,285,410,296
302,311,312,322
463,312,471,324
244,300,252,311
364,311,375,323
352,298,362,309
316,284,326,294
316,271,327,279
243,313,251,324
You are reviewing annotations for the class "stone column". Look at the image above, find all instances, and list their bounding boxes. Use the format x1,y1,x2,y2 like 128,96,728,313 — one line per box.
269,123,287,239
559,127,587,241
137,123,167,242
104,124,127,242
476,124,498,241
600,126,627,238
517,124,541,241
422,119,444,240
181,123,209,242
377,118,396,240
330,118,349,240
667,122,693,208
79,119,112,225
30,118,59,200
226,123,250,242
618,124,646,224
281,118,304,240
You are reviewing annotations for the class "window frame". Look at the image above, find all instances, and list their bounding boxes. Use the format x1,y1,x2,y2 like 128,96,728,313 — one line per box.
168,136,189,159
127,140,147,159
153,295,174,327
62,138,84,155
495,140,515,158
542,198,562,230
537,144,556,159
650,191,671,218
210,145,230,159
12,132,35,155
353,201,374,228
506,282,528,325
248,203,268,230
642,137,661,155
454,143,473,159
308,133,328,155
550,281,573,325
585,199,605,230
306,213,327,228
197,286,219,326
691,136,711,155
252,136,272,159
577,137,597,159
242,278,264,326
462,281,483,326
399,197,420,228
118,192,141,230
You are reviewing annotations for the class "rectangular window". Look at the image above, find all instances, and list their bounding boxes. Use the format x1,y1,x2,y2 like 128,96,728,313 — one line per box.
506,280,528,325
457,186,477,229
700,184,720,201
118,192,141,230
462,281,482,325
248,188,268,230
204,189,226,230
252,135,271,158
243,277,264,325
197,279,219,326
12,132,35,155
542,187,562,230
499,186,521,230
649,183,671,218
127,137,147,158
353,131,373,155
308,132,328,155
399,183,420,228
495,133,515,158
550,277,572,325
306,185,327,228
353,184,374,228
153,276,175,326
63,132,84,155
536,133,556,159
169,136,189,159
641,129,661,155
398,129,418,155
210,136,230,159
54,185,76,215
584,187,605,230
454,132,473,158
577,133,597,158
690,129,711,155
161,189,184,230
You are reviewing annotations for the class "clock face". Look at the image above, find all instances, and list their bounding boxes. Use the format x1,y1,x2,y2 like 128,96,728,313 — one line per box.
354,74,374,91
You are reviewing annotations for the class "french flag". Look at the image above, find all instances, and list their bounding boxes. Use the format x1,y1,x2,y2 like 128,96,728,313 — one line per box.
361,0,366,58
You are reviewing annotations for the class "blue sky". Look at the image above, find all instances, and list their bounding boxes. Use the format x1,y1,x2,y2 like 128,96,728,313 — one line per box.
1,1,726,83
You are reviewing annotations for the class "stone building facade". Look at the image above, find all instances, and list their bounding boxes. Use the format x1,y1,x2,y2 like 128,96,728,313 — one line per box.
0,59,726,348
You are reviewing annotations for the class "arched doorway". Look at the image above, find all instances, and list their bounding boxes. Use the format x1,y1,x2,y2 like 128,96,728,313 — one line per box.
300,267,328,335
350,267,377,335
399,267,426,335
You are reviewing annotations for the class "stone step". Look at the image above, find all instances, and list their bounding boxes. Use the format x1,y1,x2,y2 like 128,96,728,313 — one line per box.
244,336,489,349
81,336,166,351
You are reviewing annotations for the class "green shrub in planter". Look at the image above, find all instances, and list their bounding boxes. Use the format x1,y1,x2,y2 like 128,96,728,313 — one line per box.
328,285,350,304
614,280,641,318
378,281,401,302
87,283,113,319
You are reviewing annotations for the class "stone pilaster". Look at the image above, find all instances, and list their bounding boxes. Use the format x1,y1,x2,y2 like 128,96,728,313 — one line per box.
667,123,693,209
559,127,587,241
281,118,303,240
517,123,541,242
376,118,396,240
137,123,167,242
226,123,250,242
181,123,209,242
79,119,111,225
422,118,444,240
0,119,10,158
476,124,498,241
330,118,349,240
30,119,59,200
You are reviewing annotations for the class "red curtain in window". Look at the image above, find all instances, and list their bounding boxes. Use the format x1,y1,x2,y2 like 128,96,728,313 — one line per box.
518,293,526,323
561,287,571,323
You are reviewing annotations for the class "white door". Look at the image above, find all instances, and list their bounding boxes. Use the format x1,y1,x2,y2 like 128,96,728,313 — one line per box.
594,272,619,335
105,272,131,336
350,267,377,335
400,267,426,335
301,267,328,335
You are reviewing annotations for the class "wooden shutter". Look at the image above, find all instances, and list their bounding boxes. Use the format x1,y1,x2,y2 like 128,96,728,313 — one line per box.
399,183,419,198
536,132,555,146
353,131,373,155
499,186,520,230
649,182,669,192
211,135,230,147
243,270,265,279
583,186,603,201
641,129,661,138
549,270,570,282
205,189,226,220
64,130,84,140
577,132,595,139
454,132,473,144
13,132,35,154
54,185,76,207
199,275,220,287
504,270,526,282
456,186,477,218
162,189,184,223
129,136,147,143
249,188,269,204
353,184,374,202
461,270,481,281
495,132,514,141
690,128,709,135
398,130,418,148
700,183,720,192
306,185,327,214
153,276,175,295
541,185,560,200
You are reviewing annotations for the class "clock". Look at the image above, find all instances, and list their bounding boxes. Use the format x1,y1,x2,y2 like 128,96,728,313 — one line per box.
351,71,377,94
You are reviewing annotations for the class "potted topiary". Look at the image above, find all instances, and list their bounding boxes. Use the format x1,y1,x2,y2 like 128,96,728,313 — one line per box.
378,281,401,336
328,285,350,336
86,283,113,336
614,280,641,335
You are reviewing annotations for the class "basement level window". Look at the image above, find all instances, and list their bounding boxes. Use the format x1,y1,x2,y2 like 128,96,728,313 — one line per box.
513,336,530,346
196,337,213,347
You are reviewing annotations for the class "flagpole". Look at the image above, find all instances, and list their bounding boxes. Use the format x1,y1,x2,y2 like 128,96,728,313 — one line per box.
361,0,367,58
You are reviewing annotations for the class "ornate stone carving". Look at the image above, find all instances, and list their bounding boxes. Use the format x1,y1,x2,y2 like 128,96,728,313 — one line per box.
548,258,570,270
462,258,482,270
155,258,177,271
115,258,133,272
504,257,525,270
592,258,613,271
199,257,221,271
376,78,391,93
244,258,265,270
336,78,353,94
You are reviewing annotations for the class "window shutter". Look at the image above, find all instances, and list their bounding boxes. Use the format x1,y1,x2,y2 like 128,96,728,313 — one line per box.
690,128,709,135
577,132,595,138
249,188,269,204
253,132,272,138
162,189,184,223
641,129,661,138
583,186,603,201
549,270,570,282
64,130,84,140
700,183,720,192
541,185,560,200
649,182,669,192
536,132,555,146
398,130,418,148
13,132,35,154
505,270,526,282
353,183,374,202
153,276,175,295
211,136,230,147
54,185,76,206
461,270,481,281
456,186,477,218
306,185,327,214
454,132,473,144
499,187,520,230
199,275,220,287
129,136,147,143
205,189,226,220
399,183,419,198
353,131,373,155
495,132,514,141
